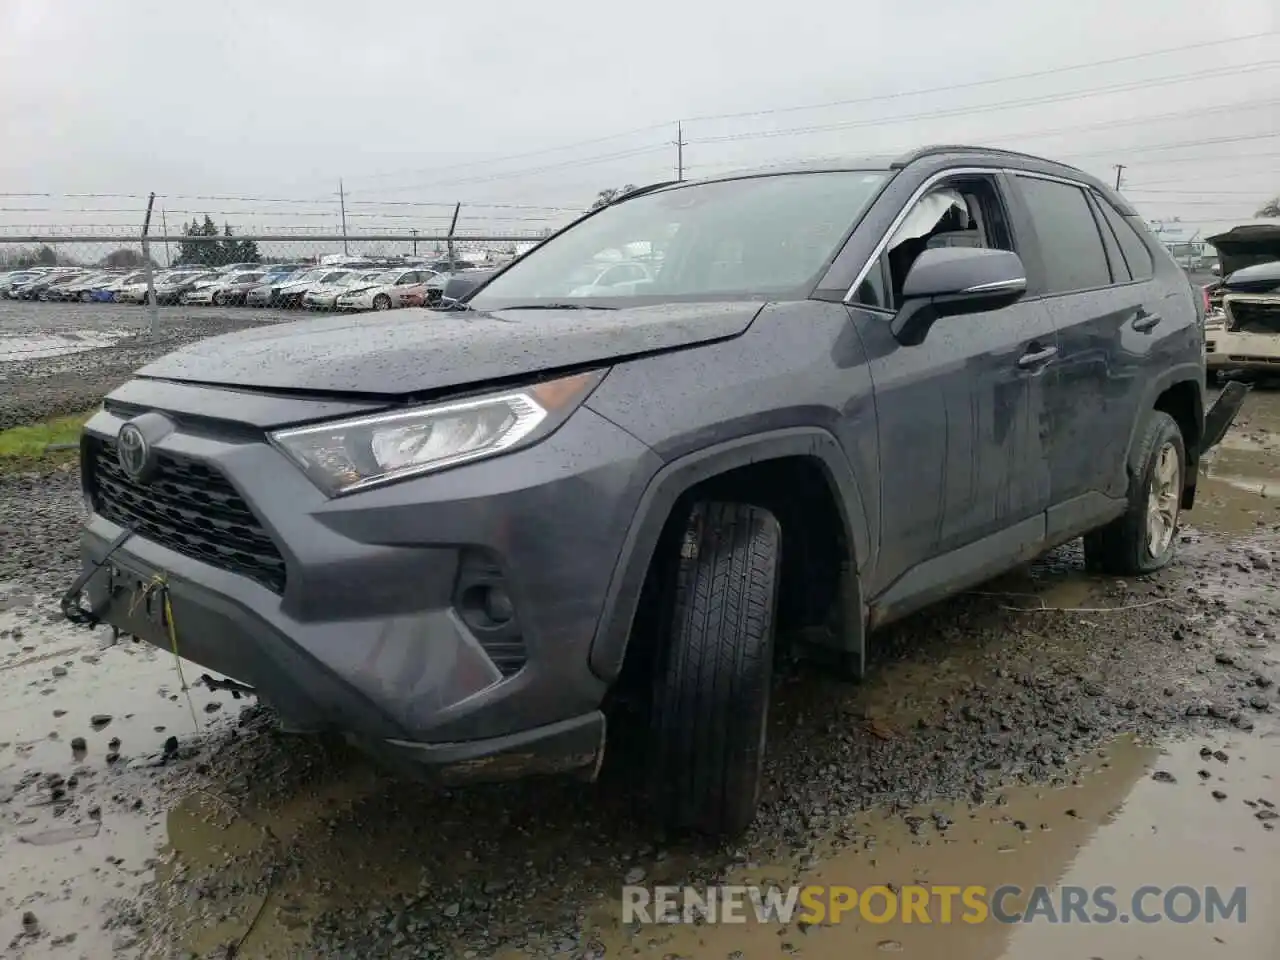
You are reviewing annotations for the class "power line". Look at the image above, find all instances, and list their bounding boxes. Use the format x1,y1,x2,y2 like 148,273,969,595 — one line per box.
1110,149,1280,168
686,61,1280,146
362,144,673,195
338,123,674,187
0,207,560,222
312,33,1275,192
679,30,1280,124
1059,131,1280,159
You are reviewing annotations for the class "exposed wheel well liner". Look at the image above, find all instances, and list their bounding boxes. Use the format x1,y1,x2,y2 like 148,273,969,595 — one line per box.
588,429,869,684
1122,363,1204,510
1152,378,1203,509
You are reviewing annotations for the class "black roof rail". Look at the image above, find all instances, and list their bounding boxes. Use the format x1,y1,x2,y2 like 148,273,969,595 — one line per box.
612,180,681,203
890,144,1080,171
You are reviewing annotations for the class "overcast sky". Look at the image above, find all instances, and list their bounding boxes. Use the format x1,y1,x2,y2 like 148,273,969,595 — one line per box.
0,0,1276,242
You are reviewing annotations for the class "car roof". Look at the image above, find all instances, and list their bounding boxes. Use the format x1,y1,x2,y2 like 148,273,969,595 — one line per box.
666,144,1136,216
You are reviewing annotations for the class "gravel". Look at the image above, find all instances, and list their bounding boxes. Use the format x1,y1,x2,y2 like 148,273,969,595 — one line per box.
2,299,1278,958
0,301,291,430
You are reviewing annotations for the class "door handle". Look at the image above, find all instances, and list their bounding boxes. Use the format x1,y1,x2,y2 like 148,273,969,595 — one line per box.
1017,345,1058,369
1133,311,1162,333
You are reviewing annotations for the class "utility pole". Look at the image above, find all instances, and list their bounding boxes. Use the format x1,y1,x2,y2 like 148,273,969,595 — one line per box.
338,178,349,255
446,203,461,269
410,228,419,257
673,121,687,181
1113,164,1126,190
140,192,158,338
160,207,171,267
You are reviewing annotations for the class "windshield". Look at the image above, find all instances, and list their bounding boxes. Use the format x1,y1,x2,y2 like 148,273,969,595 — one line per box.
345,271,383,286
319,271,350,284
469,171,888,309
370,270,403,284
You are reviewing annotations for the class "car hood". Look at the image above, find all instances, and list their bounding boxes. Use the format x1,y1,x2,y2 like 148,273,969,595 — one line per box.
1222,260,1280,294
136,300,766,396
338,284,384,296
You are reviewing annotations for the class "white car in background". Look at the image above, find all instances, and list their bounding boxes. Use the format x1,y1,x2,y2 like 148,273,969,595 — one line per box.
566,260,652,296
334,267,439,311
302,270,383,310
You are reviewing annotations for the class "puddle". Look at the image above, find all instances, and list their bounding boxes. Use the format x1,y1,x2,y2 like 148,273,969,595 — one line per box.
2,386,1279,958
0,331,130,363
577,731,1280,960
1192,387,1280,536
0,597,237,957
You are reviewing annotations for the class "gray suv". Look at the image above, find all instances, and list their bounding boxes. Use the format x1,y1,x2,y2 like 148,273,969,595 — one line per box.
67,145,1244,836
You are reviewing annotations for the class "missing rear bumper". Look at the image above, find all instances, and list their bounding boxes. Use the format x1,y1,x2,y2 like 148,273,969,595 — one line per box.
1202,380,1249,452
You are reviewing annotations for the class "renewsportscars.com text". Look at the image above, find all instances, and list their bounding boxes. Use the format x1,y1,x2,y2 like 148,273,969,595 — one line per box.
621,884,1248,926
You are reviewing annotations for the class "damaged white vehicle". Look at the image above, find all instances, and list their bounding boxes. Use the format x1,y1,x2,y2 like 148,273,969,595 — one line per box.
1204,224,1280,378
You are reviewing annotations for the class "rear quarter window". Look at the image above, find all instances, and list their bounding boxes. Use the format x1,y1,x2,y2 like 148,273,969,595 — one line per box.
1092,194,1155,281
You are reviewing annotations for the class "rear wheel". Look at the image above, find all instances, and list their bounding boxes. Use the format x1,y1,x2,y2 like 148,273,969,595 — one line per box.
648,501,781,836
1084,411,1185,575
373,294,392,311
79,291,92,302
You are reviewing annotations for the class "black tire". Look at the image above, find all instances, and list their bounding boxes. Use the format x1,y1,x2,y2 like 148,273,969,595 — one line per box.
373,294,392,311
79,291,92,302
649,501,781,836
1083,410,1186,575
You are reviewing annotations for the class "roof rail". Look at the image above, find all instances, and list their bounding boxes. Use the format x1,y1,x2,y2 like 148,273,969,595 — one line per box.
613,180,681,203
890,144,1079,171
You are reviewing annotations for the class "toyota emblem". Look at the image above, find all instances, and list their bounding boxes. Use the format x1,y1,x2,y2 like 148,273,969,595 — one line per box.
116,423,152,482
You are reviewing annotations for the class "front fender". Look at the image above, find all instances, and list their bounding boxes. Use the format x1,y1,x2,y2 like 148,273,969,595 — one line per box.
587,427,870,682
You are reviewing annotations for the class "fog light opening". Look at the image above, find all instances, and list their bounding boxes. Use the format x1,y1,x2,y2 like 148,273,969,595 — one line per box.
459,583,515,629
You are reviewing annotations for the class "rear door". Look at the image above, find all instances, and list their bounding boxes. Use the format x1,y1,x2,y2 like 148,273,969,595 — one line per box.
1004,173,1166,540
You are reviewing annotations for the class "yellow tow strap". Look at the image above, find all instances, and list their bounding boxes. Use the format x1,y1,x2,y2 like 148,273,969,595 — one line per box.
130,573,201,731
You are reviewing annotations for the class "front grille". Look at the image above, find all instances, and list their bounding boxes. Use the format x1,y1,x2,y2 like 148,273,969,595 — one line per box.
88,437,287,594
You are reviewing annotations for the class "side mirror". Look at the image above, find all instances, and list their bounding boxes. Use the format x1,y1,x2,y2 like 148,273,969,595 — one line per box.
891,247,1027,346
1210,263,1221,276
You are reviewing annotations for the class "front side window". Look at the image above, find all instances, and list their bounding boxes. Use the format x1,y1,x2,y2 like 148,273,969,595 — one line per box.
853,174,1012,311
1015,176,1111,295
469,171,888,309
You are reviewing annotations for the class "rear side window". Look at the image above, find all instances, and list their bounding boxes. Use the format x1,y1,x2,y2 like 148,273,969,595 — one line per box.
1092,194,1155,281
1015,175,1111,294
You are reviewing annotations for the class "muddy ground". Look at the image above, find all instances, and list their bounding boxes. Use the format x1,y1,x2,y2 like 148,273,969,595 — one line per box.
0,302,294,429
1,310,1278,958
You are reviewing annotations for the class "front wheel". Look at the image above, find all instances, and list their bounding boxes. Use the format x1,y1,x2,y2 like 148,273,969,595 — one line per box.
648,501,781,836
373,294,392,311
1084,410,1186,575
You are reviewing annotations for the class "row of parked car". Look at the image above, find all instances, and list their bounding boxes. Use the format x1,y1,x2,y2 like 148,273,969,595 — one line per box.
0,257,495,312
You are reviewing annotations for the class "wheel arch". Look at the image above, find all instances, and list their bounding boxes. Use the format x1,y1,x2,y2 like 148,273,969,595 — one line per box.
1124,363,1204,510
588,428,871,683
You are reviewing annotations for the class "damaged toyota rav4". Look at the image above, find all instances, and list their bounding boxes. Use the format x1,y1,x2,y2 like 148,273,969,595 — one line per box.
68,145,1244,836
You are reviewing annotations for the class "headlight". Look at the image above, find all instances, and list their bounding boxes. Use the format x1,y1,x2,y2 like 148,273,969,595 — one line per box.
270,370,606,496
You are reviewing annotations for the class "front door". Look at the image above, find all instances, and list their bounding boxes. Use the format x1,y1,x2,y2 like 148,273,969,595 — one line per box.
850,172,1056,601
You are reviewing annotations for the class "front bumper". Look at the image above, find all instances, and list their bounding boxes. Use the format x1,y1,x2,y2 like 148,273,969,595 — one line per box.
1204,327,1280,373
75,388,659,780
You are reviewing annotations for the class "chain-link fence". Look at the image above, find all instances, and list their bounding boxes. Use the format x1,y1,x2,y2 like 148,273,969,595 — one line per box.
0,218,555,339
0,188,587,334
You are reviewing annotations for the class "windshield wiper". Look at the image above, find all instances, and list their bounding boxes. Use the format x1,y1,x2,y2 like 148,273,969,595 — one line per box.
498,302,617,311
434,296,474,311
